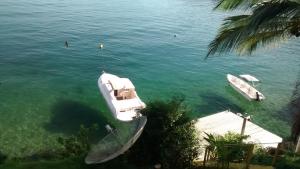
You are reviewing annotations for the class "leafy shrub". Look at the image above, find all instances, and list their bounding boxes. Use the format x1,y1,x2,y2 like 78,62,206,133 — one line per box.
126,96,200,169
275,152,300,169
204,132,250,168
57,124,99,157
251,146,273,165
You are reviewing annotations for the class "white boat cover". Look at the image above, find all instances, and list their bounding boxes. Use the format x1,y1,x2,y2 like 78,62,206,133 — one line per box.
239,74,260,82
112,98,144,112
112,98,145,121
109,78,135,90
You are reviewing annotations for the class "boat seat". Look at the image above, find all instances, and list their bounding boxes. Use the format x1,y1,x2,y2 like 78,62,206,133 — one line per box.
116,96,123,100
119,90,135,99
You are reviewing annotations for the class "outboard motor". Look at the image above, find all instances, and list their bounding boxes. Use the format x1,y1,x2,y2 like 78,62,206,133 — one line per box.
105,124,113,133
256,92,260,101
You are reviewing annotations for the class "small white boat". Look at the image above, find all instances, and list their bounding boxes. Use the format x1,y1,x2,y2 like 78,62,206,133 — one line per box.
227,74,265,101
98,72,146,121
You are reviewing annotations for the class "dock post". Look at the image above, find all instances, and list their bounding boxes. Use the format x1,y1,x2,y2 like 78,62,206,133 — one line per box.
272,143,281,166
245,144,254,169
203,147,208,167
296,137,300,154
241,117,247,136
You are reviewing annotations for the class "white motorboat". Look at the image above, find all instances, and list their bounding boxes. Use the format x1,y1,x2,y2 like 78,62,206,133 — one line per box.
227,74,265,101
98,72,146,121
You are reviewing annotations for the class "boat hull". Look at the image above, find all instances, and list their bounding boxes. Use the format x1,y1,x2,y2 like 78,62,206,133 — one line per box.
227,74,265,101
228,81,252,101
98,81,118,119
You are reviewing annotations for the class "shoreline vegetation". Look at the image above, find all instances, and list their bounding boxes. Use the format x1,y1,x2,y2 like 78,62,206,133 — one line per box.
0,97,200,169
1,0,299,168
1,97,300,169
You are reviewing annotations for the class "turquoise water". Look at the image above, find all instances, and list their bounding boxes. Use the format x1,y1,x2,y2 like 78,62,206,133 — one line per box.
0,0,299,157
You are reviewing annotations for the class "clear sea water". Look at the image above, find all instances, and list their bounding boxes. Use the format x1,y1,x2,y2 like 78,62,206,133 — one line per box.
0,0,299,157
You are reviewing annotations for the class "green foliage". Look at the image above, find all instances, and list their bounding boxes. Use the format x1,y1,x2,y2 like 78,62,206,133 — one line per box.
214,0,261,10
207,0,300,57
126,96,200,169
0,151,7,164
0,156,135,169
204,132,250,168
275,151,300,169
57,124,99,158
251,146,273,165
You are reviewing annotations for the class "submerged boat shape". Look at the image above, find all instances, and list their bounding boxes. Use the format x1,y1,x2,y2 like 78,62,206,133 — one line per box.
227,74,265,101
85,116,147,164
98,72,146,121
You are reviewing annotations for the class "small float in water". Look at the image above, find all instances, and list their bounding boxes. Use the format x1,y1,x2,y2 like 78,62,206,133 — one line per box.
98,72,146,121
227,74,265,101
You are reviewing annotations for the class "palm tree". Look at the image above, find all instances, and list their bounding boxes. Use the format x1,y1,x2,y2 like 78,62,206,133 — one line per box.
206,0,300,57
292,80,300,143
206,0,300,145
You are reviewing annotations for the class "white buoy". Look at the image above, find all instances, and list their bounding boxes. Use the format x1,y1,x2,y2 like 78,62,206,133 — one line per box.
99,43,104,49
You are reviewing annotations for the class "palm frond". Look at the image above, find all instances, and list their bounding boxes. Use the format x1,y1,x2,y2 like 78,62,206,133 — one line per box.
207,0,300,57
249,0,300,31
206,18,292,56
206,15,250,57
236,29,289,54
214,0,264,10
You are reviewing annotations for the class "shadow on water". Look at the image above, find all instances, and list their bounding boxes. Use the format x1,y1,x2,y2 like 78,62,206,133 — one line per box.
45,99,108,139
275,104,293,122
74,85,84,95
194,91,244,118
58,85,85,96
276,81,300,122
